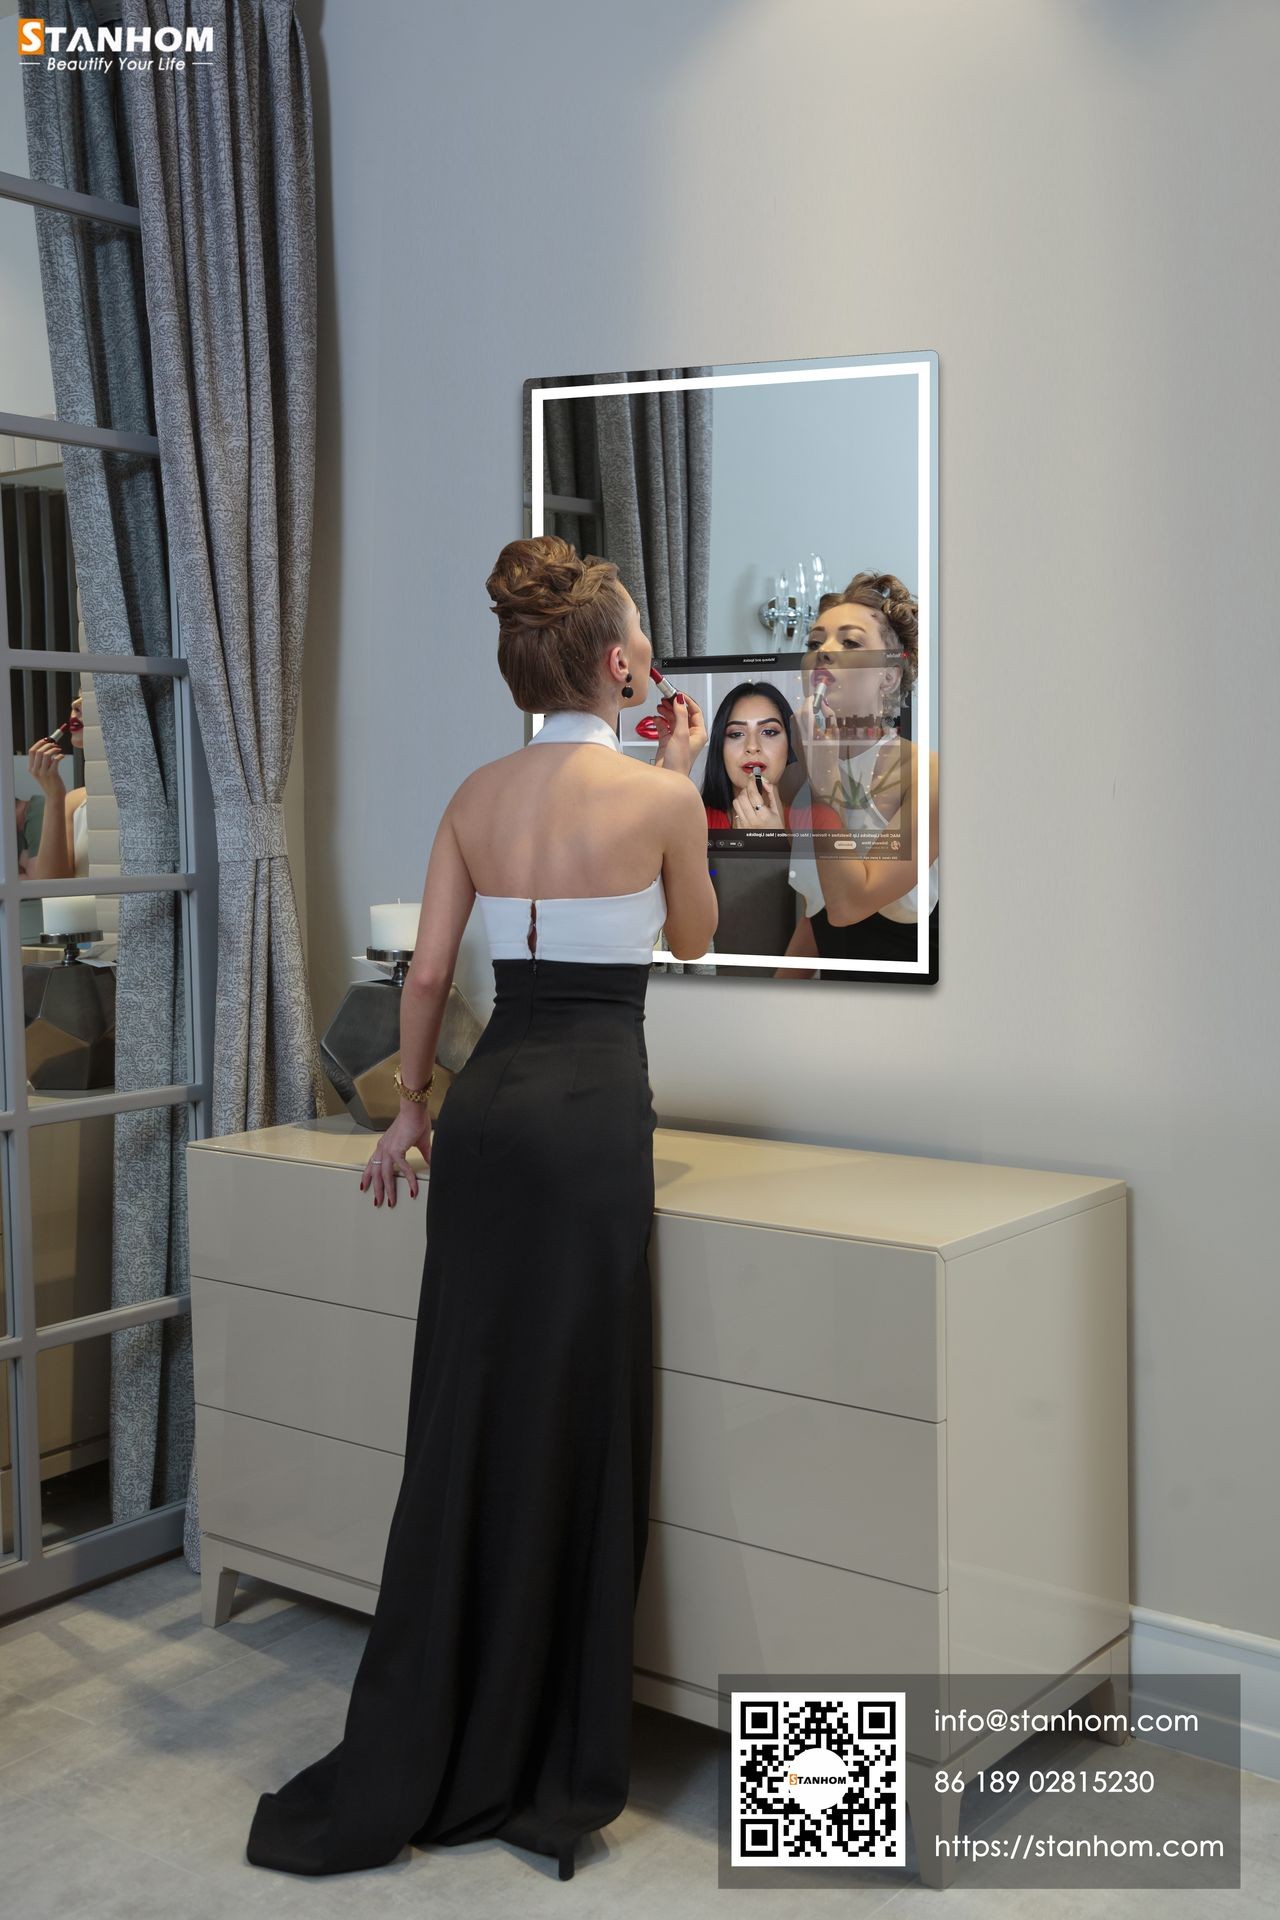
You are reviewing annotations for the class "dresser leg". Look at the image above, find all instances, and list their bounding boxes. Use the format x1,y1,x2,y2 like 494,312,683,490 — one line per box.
1079,1651,1131,1747
201,1549,240,1628
905,1757,964,1889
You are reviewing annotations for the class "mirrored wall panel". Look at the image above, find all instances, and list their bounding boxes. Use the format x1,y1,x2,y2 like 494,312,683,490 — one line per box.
525,353,939,983
30,1107,190,1325
0,1161,8,1342
36,1325,185,1548
0,1362,14,1560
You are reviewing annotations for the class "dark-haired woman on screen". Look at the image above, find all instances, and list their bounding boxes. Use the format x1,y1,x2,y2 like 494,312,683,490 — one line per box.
690,681,841,974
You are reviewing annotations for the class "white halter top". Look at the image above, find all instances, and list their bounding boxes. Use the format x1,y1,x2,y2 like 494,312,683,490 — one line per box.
788,727,938,924
473,709,668,964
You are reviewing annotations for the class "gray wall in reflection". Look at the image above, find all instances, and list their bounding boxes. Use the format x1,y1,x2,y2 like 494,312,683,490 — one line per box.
706,372,920,673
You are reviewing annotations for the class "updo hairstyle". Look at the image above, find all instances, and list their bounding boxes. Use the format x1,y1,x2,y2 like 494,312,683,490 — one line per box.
815,570,919,714
486,535,633,714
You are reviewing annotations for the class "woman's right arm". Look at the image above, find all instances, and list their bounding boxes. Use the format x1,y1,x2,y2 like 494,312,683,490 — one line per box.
27,742,75,880
658,775,718,961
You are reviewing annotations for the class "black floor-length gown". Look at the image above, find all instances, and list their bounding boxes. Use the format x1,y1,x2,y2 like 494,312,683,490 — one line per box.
245,945,657,1879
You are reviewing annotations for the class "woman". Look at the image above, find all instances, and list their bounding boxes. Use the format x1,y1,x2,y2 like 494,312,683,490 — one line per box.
782,572,939,980
698,678,835,836
247,536,718,1882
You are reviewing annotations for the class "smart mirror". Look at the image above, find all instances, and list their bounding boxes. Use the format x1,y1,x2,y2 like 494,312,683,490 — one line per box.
522,351,938,984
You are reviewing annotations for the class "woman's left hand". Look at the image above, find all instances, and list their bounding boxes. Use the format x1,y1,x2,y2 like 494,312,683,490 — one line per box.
28,738,67,796
360,1105,431,1208
652,692,707,774
731,774,787,831
790,691,842,808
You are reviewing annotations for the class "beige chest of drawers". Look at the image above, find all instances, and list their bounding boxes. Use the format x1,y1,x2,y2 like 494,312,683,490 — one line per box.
188,1116,1128,1886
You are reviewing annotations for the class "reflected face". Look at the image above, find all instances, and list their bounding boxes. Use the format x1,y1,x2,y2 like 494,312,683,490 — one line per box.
69,692,84,739
803,602,898,724
723,696,790,792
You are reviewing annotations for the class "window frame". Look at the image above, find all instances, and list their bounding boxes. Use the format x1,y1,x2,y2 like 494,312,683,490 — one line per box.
0,165,216,1616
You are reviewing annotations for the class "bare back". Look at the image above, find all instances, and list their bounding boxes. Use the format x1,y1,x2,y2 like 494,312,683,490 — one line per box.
449,742,671,899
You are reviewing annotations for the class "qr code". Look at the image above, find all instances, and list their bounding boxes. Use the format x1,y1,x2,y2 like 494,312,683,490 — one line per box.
731,1690,904,1867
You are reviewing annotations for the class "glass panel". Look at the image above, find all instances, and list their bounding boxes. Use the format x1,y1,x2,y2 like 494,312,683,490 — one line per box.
30,1114,113,1328
31,1106,191,1326
36,1336,109,1544
0,196,153,437
37,1325,186,1546
0,1132,9,1342
1,1362,15,1559
11,668,180,889
23,888,191,1102
0,450,173,678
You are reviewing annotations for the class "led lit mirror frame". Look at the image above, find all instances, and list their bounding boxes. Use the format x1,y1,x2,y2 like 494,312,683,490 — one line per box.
523,351,938,984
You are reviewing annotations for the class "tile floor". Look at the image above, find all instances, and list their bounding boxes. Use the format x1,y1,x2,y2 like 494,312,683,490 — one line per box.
0,1552,1277,1917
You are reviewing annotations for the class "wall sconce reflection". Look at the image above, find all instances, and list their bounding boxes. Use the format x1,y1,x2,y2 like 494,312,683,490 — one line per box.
758,553,826,647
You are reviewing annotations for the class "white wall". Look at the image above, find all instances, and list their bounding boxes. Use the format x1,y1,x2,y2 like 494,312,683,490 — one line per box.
294,0,1280,1641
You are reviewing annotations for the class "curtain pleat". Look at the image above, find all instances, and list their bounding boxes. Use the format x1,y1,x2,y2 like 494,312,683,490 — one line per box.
25,0,325,1574
120,0,327,1569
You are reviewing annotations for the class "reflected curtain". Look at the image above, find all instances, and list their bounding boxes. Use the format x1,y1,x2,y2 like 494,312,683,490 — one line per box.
536,370,712,657
22,0,193,1530
119,0,327,1570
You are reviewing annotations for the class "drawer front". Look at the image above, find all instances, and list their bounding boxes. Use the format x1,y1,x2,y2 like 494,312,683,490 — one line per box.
187,1149,424,1314
196,1404,401,1585
635,1518,948,1684
651,1213,943,1419
652,1371,945,1590
191,1276,414,1453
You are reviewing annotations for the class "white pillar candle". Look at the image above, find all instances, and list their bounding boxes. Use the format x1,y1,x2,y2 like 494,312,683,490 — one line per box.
370,901,419,952
42,895,96,937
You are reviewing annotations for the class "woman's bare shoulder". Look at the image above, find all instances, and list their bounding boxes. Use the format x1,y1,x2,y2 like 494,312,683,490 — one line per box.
445,741,661,812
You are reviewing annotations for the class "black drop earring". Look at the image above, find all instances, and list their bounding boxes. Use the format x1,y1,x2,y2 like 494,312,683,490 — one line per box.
620,669,634,700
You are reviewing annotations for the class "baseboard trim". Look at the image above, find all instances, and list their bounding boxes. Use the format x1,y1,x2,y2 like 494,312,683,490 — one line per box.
1130,1604,1280,1781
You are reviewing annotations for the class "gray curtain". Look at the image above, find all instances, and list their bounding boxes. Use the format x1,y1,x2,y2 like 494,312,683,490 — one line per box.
119,0,327,1569
25,0,324,1572
23,2,194,1534
537,371,713,657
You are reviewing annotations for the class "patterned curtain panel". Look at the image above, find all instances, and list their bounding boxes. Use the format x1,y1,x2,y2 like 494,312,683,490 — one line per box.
22,0,194,1535
119,0,328,1568
25,0,327,1572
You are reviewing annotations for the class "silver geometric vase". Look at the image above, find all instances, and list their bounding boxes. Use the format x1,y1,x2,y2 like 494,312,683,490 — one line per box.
320,974,485,1130
23,950,116,1092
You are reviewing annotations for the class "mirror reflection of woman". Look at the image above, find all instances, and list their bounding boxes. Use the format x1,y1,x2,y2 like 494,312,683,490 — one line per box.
17,693,89,882
781,573,939,977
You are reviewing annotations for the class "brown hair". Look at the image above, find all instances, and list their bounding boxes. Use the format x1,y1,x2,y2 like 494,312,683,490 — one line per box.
486,535,633,714
815,570,919,707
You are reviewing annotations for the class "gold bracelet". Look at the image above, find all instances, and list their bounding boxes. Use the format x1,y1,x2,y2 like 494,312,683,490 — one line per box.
393,1067,435,1104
